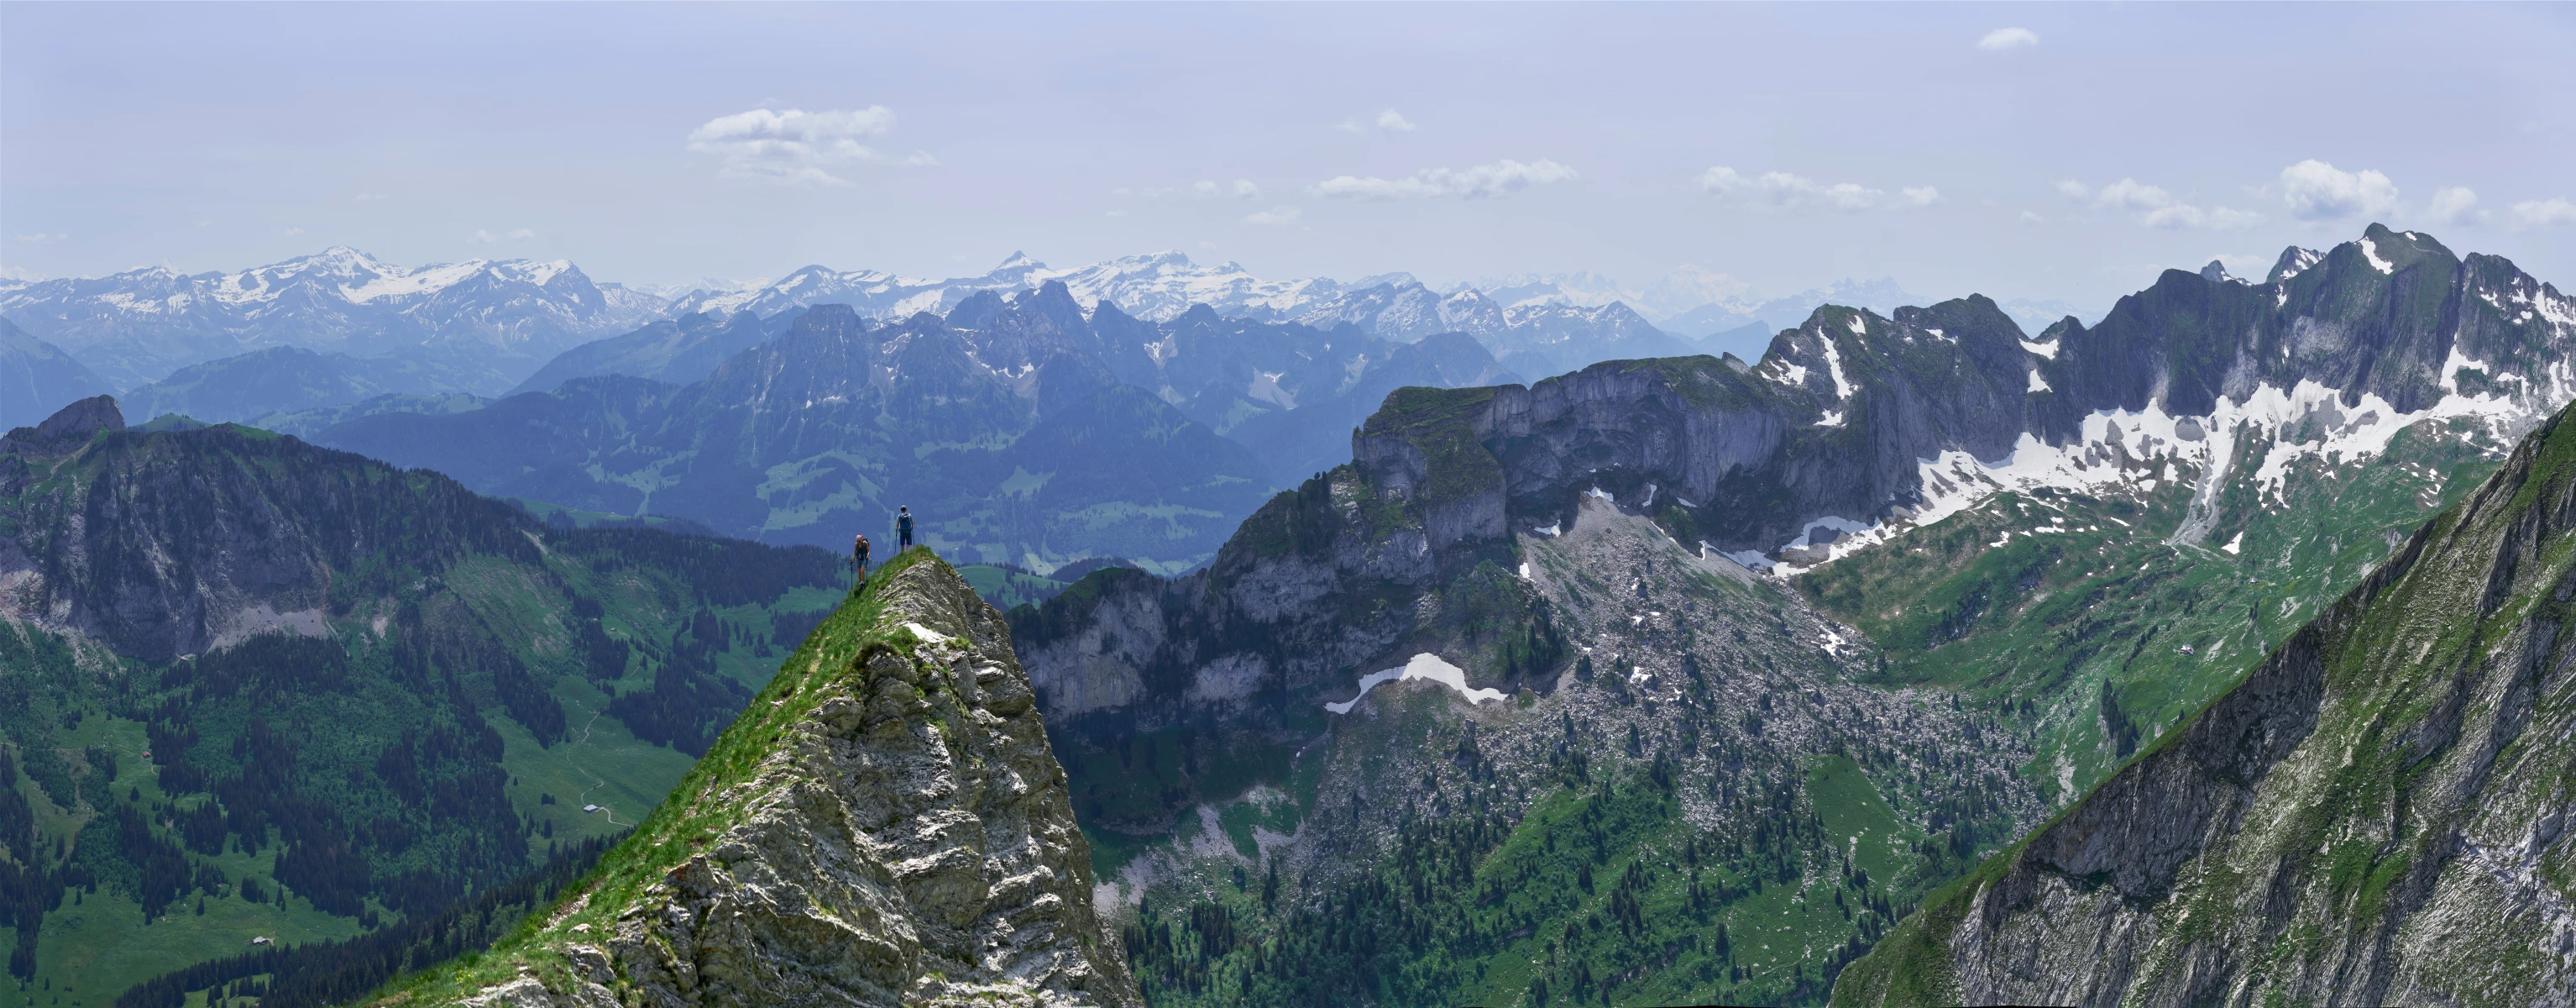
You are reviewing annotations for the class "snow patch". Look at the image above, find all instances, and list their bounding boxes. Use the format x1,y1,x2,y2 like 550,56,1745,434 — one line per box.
1819,332,1854,400
2028,369,2051,393
2222,532,2244,555
1324,653,1507,714
2359,238,2395,276
2019,339,2059,360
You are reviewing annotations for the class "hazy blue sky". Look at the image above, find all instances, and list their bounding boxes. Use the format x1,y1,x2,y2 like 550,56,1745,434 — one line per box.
6,2,2572,312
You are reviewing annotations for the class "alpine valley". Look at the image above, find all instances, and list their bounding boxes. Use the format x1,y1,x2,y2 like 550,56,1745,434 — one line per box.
4,223,2575,1008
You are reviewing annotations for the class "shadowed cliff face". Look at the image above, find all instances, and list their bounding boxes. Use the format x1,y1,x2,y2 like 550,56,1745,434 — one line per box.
1833,400,2576,1007
0,396,543,661
390,554,1140,1007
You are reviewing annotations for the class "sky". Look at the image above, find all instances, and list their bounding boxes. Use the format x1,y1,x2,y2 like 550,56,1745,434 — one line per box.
5,2,2573,315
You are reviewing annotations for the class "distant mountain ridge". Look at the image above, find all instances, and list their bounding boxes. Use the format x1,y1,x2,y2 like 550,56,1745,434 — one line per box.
0,246,664,390
0,318,115,429
314,281,1521,571
662,249,1694,379
8,244,2122,449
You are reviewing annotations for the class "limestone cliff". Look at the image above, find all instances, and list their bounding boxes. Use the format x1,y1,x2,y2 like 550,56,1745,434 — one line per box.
1832,400,2576,1006
380,552,1139,1008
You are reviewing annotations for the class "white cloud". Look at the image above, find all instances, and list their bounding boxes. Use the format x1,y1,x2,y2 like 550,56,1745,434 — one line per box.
1312,159,1579,200
355,192,390,202
2018,211,2048,225
1337,108,1421,134
1977,28,2039,52
686,106,900,186
192,218,213,227
2427,186,2485,226
473,228,537,243
1105,209,1129,218
1243,206,1302,225
11,233,67,243
1134,180,1239,199
285,227,306,236
2276,160,2399,221
2058,177,2262,230
0,264,44,281
2512,197,2576,229
1698,166,1935,213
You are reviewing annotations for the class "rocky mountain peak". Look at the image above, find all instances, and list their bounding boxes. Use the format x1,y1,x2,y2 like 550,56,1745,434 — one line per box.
6,394,124,452
392,554,1140,1007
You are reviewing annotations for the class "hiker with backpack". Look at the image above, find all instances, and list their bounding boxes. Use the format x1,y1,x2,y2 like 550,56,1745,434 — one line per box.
898,506,915,550
852,532,872,578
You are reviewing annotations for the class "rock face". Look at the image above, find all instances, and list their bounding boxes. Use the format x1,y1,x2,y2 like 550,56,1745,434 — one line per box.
403,554,1139,1008
1832,401,2576,1006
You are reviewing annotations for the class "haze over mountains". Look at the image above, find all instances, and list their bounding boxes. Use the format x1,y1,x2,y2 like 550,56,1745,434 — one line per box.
0,245,2093,425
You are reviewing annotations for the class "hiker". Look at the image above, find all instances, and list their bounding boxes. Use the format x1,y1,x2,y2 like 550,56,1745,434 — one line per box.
898,506,915,550
852,533,871,579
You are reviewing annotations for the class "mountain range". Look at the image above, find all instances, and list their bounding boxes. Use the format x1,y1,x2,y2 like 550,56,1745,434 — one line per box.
0,247,665,393
4,245,2088,429
310,281,1521,573
11,223,2574,1006
995,223,2576,1004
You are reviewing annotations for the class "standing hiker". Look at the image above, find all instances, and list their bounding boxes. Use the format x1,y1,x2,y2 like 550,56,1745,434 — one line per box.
898,506,915,550
852,532,872,579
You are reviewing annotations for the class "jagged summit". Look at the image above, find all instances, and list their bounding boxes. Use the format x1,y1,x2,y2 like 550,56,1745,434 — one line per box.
382,551,1139,1007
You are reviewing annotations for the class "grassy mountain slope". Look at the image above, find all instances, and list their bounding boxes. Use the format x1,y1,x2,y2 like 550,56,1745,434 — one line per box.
0,403,844,998
1833,399,2576,1005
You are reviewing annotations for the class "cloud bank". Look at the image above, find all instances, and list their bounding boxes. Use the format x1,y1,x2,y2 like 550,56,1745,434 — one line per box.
1978,28,2039,52
2058,177,2262,230
2276,160,2398,221
1312,159,1578,200
1699,167,1939,213
686,107,910,185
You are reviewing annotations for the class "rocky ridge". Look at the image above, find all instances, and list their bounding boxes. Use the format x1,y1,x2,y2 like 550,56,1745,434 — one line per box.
1833,396,2576,1006
385,552,1139,1008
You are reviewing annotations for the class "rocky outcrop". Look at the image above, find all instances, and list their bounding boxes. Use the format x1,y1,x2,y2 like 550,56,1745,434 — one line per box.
405,554,1139,1008
1832,402,2576,1007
